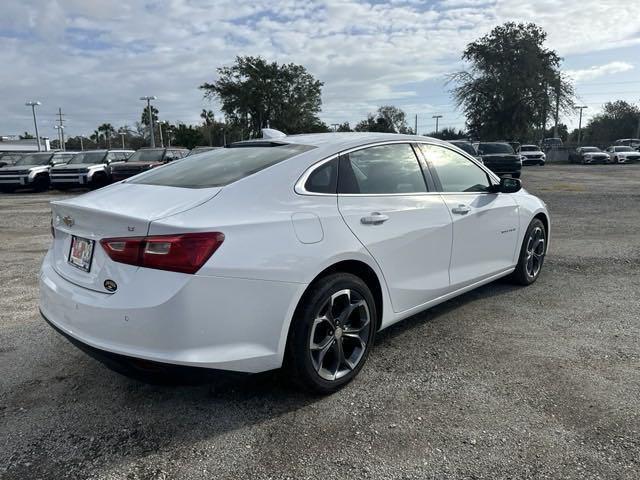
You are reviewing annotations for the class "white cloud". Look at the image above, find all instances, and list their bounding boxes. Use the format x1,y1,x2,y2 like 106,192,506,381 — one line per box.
566,61,634,82
1,0,639,136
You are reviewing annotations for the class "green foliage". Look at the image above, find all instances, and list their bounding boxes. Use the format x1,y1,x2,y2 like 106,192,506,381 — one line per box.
543,123,569,142
19,131,35,139
200,56,326,136
426,127,467,140
450,22,574,140
336,122,352,132
583,101,640,143
354,106,412,133
141,105,159,126
172,124,204,149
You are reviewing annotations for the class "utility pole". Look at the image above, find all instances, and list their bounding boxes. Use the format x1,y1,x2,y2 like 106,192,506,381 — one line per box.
576,106,588,146
56,107,66,150
79,135,84,151
25,101,42,151
158,121,164,148
432,115,443,134
54,125,64,149
139,96,157,147
414,114,418,135
119,132,126,149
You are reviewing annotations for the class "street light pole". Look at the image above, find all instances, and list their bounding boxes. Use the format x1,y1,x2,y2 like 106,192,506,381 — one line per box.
80,135,84,151
432,115,443,134
25,101,42,151
119,132,126,149
576,106,588,146
139,96,157,147
158,121,164,148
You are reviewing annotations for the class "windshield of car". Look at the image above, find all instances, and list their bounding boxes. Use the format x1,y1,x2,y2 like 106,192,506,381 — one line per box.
0,153,22,162
450,142,477,156
13,153,53,166
520,145,539,152
478,143,514,154
130,143,315,188
127,150,165,162
581,147,600,153
69,151,107,164
615,146,634,152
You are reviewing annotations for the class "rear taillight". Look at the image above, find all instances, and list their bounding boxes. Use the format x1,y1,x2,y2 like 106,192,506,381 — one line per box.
100,232,224,274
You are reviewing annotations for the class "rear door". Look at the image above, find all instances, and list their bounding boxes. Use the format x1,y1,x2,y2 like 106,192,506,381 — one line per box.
337,143,452,313
419,143,520,288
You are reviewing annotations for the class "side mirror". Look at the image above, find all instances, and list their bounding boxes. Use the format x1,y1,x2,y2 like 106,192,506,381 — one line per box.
490,176,521,194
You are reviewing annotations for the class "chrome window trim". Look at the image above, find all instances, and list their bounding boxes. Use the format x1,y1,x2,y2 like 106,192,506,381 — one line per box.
294,139,500,196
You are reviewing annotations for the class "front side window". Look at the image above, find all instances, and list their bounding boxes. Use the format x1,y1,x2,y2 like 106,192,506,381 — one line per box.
130,143,314,189
128,149,166,163
421,144,491,193
338,144,427,194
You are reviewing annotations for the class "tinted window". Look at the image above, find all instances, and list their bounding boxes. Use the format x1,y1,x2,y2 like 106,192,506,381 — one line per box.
305,158,337,193
130,143,314,188
338,144,426,194
14,153,54,166
450,141,477,157
128,149,165,162
478,143,514,155
422,144,491,193
69,151,106,164
520,146,539,152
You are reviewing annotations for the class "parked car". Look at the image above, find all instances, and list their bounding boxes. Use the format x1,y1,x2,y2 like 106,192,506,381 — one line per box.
448,140,483,164
541,137,563,150
476,142,522,178
519,145,546,166
614,138,640,150
605,146,640,164
186,146,221,156
0,151,77,192
0,152,24,168
50,149,134,190
110,147,189,181
40,132,549,393
569,147,610,164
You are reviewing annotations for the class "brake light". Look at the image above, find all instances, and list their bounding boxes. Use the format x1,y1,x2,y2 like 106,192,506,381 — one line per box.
100,232,224,274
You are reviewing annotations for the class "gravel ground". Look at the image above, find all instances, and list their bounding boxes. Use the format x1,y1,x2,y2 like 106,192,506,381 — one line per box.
1,164,639,480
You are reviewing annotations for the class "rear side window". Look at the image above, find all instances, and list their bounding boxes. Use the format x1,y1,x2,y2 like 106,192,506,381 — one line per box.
130,143,315,188
305,158,337,193
338,144,427,194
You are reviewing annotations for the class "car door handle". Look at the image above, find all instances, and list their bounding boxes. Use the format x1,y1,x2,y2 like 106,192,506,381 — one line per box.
360,212,389,225
451,204,471,215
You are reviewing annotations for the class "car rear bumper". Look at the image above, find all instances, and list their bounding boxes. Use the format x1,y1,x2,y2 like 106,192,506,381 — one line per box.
39,250,306,373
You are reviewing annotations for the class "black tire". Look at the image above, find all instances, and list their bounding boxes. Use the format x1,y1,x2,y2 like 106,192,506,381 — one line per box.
286,273,377,394
33,175,50,192
510,218,547,286
90,173,108,190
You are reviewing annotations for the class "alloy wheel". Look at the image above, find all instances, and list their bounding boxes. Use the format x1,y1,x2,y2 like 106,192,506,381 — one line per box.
309,289,371,381
525,226,545,278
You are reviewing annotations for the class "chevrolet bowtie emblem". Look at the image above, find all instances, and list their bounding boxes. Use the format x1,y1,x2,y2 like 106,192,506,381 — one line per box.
62,215,75,227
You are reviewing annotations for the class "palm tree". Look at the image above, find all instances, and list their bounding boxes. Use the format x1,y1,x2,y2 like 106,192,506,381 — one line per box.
200,109,215,146
98,123,115,149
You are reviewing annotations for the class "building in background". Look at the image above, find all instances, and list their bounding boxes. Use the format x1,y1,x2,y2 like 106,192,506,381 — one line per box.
0,136,51,152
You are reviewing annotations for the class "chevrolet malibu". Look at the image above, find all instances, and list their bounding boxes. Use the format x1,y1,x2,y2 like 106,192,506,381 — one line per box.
40,132,550,393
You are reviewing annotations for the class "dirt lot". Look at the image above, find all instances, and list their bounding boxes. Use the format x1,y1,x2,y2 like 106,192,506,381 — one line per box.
1,164,639,480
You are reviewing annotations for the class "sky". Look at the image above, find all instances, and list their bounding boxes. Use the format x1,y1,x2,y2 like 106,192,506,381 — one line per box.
1,0,640,139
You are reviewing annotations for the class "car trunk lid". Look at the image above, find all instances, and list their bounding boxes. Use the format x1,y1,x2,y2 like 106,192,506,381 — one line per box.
50,183,221,292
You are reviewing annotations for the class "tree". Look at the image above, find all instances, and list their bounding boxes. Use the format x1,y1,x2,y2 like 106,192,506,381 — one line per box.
583,101,640,143
172,124,204,149
543,123,569,141
200,56,325,136
336,122,352,132
200,109,215,146
354,106,412,133
427,127,467,140
96,123,116,148
19,132,35,139
141,105,159,127
449,22,574,141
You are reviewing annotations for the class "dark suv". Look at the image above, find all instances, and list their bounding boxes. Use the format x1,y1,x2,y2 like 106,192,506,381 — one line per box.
477,142,522,178
50,149,134,190
110,148,189,181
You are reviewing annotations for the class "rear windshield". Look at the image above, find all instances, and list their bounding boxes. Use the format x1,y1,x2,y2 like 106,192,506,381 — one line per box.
69,151,107,164
580,147,600,152
128,150,165,162
14,153,53,166
520,145,539,152
130,143,315,188
450,141,477,156
478,143,514,155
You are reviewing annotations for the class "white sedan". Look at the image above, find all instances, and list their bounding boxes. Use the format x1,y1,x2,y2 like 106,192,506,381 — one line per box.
40,131,550,393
